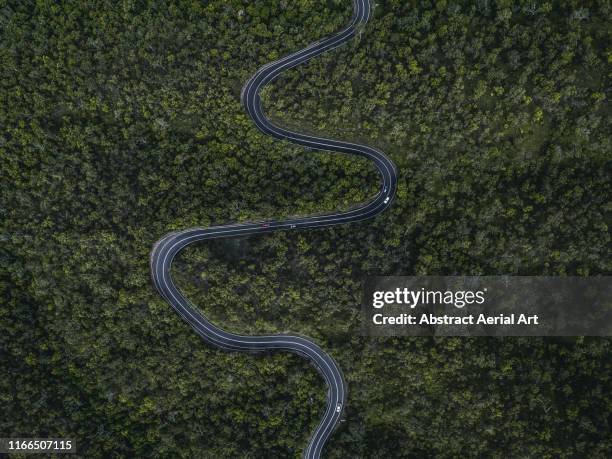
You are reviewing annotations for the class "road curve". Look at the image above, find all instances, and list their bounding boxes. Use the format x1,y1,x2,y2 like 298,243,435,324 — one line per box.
150,0,397,457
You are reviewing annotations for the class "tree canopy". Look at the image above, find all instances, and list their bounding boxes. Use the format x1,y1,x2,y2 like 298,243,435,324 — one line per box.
2,0,610,457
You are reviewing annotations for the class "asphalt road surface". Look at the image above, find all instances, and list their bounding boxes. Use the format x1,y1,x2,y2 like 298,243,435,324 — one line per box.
150,0,397,457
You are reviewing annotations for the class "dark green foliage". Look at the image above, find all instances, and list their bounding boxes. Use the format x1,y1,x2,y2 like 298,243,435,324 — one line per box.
1,0,610,458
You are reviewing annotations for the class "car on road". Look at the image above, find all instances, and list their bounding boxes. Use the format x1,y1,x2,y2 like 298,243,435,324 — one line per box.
384,197,390,204
290,224,296,229
261,223,270,228
336,404,342,413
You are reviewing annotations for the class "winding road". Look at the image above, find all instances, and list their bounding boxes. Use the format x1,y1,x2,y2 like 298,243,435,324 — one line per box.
150,0,397,457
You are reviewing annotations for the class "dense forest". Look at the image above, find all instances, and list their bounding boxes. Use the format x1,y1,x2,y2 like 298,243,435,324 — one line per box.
2,0,610,457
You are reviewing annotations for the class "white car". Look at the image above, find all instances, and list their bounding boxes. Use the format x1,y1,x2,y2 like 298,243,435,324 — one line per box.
384,197,390,204
290,225,296,229
336,404,342,413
